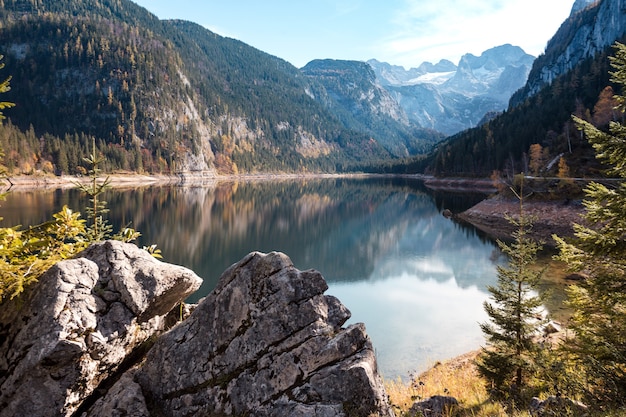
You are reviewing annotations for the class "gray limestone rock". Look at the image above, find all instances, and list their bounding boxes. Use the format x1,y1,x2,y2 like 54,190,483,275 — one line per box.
86,370,150,417
0,240,202,417
1,245,392,417
130,251,393,417
409,395,459,417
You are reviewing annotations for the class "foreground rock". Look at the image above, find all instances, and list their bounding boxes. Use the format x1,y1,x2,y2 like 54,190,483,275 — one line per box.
0,240,202,417
0,244,393,417
100,251,393,417
408,395,459,417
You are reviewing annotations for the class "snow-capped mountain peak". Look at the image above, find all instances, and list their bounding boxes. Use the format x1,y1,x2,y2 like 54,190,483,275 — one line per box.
368,44,534,135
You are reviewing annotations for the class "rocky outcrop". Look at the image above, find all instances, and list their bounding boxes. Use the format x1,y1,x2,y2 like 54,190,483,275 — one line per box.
117,251,392,417
408,395,459,417
0,244,393,417
0,240,203,417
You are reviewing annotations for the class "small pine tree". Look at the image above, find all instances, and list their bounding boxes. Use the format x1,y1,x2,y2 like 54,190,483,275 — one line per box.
74,139,113,241
0,206,89,301
72,139,160,256
477,175,546,403
554,41,626,405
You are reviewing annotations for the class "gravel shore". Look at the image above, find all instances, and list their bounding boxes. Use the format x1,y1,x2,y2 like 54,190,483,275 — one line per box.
456,196,585,245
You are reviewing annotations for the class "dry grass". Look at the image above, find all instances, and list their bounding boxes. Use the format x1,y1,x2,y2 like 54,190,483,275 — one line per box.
385,352,625,416
385,351,530,417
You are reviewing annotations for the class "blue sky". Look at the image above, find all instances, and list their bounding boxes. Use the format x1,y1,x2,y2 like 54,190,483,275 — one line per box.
131,0,575,69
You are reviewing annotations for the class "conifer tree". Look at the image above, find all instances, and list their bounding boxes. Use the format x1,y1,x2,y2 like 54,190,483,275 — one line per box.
0,55,14,206
0,55,14,123
555,42,626,405
74,139,112,241
477,175,546,402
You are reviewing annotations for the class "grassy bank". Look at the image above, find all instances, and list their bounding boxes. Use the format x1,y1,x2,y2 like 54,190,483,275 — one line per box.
385,351,515,416
385,351,625,417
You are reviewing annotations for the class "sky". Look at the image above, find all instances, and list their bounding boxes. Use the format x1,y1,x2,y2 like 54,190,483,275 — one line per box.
131,0,576,69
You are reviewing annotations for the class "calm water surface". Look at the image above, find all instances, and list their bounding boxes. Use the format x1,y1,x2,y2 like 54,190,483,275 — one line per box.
1,177,502,380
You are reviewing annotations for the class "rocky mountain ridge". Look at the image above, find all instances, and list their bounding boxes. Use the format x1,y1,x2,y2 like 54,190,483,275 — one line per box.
298,43,534,144
368,44,535,135
420,0,626,178
301,59,442,156
0,0,619,178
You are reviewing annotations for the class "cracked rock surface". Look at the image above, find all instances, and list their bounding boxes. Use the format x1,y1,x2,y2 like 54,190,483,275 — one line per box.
0,240,202,417
1,245,392,417
123,251,392,417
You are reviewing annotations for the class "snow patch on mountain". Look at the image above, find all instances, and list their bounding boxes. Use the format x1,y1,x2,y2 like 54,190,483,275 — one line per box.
408,71,455,85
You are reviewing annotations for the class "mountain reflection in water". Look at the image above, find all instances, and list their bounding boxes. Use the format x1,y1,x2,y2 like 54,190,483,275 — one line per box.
0,177,501,380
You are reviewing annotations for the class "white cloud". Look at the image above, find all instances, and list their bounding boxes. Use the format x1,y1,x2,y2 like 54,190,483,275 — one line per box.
376,0,574,68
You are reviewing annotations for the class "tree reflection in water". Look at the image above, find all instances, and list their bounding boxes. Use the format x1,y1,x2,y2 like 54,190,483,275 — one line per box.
0,177,499,379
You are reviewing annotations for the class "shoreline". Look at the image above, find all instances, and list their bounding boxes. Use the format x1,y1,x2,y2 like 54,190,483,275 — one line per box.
4,171,502,192
1,171,383,191
422,176,498,193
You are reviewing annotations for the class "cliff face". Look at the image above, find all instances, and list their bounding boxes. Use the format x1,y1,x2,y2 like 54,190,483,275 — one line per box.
517,0,626,102
0,242,392,417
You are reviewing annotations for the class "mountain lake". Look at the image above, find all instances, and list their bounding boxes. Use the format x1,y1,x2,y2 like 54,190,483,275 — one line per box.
1,176,505,381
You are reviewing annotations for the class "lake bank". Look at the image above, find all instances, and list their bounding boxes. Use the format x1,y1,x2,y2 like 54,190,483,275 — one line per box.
3,171,586,246
455,196,585,245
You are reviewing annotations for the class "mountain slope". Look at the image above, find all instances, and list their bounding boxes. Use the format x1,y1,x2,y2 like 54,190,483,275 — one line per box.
0,0,403,175
301,59,443,157
512,0,626,105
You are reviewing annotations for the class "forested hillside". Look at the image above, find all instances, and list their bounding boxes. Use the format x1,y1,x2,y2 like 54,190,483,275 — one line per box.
0,0,413,176
422,44,615,178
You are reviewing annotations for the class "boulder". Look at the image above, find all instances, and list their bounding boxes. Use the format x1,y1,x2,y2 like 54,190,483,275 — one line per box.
564,272,588,282
408,395,459,417
0,240,203,417
529,395,589,416
543,321,562,335
108,251,394,417
1,245,393,417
